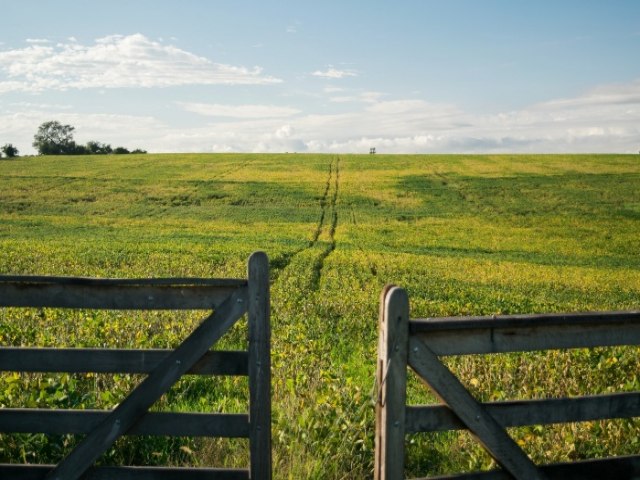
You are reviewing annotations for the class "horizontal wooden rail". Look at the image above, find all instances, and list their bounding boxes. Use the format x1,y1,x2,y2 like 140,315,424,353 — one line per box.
0,348,248,375
411,311,640,332
0,465,250,480
410,311,640,355
0,410,249,437
406,392,640,433
0,277,247,310
0,276,248,287
421,454,640,480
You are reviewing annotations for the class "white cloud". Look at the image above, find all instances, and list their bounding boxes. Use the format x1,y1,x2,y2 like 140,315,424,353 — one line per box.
329,96,358,103
286,21,301,34
533,80,640,111
177,102,300,118
0,34,281,92
361,91,384,103
312,67,357,79
9,101,73,110
25,38,50,44
275,124,294,138
365,99,455,115
329,91,383,103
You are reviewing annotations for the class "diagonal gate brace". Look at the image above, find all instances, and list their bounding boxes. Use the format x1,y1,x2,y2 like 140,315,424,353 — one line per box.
44,286,249,480
408,336,548,480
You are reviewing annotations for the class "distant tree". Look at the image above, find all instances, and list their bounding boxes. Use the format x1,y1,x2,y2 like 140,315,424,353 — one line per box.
86,141,112,154
1,143,19,158
71,143,90,155
33,121,77,155
32,121,146,156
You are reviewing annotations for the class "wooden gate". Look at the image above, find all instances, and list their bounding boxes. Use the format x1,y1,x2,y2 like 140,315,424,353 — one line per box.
0,251,271,480
375,285,640,480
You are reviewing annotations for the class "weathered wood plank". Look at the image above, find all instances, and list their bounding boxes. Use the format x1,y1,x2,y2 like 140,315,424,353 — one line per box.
406,392,640,433
44,286,249,480
411,311,640,332
0,348,248,375
0,278,245,309
375,286,410,480
248,252,272,480
413,454,640,480
0,464,249,480
0,275,247,287
409,336,547,480
412,315,640,356
0,409,250,437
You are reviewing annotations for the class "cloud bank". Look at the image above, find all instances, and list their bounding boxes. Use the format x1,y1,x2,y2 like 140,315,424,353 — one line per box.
171,79,637,154
178,102,300,118
4,78,639,154
0,34,280,92
181,79,640,153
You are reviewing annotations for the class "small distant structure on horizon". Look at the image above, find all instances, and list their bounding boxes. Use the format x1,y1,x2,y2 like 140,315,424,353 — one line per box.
369,147,376,155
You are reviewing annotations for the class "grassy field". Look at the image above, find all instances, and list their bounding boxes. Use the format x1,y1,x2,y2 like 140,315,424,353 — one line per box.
0,153,639,478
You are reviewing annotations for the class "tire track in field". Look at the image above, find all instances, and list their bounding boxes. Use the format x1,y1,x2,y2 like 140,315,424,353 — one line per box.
210,158,254,180
310,160,334,244
268,158,334,277
270,157,340,291
308,156,340,291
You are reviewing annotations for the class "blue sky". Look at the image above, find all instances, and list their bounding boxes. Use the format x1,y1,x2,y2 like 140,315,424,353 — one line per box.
1,1,639,154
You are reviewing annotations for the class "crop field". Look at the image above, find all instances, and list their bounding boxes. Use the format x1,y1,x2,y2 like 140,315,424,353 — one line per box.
0,153,639,478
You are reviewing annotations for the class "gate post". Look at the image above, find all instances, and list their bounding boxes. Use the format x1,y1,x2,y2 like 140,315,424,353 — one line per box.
375,286,409,480
248,251,271,479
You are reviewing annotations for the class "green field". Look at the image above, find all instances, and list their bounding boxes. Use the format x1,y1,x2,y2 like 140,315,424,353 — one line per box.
1,153,639,478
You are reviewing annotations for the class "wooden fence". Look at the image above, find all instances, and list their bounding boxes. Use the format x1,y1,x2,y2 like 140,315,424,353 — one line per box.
0,251,271,480
375,285,640,480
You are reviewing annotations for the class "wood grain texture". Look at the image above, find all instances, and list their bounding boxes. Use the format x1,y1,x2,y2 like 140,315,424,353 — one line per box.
375,286,409,480
406,392,640,433
0,464,250,480
0,409,250,437
409,336,546,480
411,312,640,355
0,348,248,375
414,454,640,480
248,251,272,480
0,281,240,310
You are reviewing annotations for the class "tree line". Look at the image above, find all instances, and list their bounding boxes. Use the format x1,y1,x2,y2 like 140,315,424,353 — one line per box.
1,120,146,159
